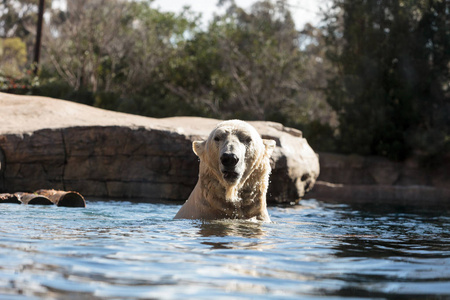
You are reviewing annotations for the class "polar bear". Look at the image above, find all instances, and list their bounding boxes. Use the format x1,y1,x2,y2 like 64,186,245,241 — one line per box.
174,120,276,222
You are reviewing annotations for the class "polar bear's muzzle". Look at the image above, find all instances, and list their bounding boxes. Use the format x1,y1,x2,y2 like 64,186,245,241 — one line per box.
220,152,243,182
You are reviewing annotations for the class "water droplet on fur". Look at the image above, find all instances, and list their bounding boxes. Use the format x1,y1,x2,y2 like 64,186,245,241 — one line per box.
232,204,239,219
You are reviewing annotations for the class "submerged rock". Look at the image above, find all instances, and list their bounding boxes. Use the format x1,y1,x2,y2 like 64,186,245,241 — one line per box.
0,92,319,203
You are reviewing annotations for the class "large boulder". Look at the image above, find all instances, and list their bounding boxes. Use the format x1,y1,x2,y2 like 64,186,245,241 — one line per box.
0,93,319,203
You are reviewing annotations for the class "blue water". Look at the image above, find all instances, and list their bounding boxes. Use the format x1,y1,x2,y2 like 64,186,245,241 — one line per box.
0,199,449,299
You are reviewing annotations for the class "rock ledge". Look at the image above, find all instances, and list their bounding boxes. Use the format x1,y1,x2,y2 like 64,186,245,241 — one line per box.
0,93,319,203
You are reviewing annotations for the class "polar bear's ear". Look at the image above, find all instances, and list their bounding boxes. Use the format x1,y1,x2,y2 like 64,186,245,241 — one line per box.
193,140,206,157
263,139,276,157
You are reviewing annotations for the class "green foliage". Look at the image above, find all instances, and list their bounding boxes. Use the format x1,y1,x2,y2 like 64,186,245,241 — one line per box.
161,0,308,120
0,37,27,77
34,0,319,126
0,0,50,37
324,0,449,160
0,72,38,93
0,37,38,93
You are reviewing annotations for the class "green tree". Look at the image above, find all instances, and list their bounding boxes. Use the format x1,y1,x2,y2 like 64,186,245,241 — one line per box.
324,0,449,160
1,0,36,37
42,0,198,109
164,0,308,121
0,0,51,62
0,37,27,77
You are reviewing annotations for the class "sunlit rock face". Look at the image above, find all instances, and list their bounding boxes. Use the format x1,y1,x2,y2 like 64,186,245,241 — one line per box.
0,92,319,203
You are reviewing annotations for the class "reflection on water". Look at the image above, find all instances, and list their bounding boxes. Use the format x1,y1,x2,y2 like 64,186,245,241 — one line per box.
0,199,449,299
197,220,268,250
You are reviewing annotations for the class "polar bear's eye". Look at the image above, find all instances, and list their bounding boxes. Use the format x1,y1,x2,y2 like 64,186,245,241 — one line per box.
240,135,252,144
214,136,220,142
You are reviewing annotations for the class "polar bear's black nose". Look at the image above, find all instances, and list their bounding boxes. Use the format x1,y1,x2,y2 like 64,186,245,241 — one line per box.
221,153,239,167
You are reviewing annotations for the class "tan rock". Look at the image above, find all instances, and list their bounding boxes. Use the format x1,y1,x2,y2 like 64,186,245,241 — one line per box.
0,92,319,203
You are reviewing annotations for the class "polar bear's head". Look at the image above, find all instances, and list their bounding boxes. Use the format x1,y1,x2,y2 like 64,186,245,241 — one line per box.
192,120,276,188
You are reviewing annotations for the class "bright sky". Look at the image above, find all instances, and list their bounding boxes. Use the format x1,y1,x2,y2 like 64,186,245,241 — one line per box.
150,0,328,29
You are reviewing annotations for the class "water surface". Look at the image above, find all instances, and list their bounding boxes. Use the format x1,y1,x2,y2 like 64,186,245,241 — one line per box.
0,199,449,299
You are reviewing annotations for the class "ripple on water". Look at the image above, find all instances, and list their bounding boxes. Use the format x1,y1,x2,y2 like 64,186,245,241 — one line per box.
0,199,449,299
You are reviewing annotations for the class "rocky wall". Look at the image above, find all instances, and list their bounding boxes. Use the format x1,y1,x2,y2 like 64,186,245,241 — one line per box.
308,152,450,206
0,121,319,203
